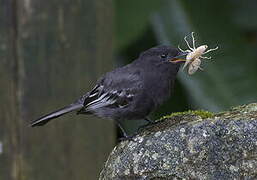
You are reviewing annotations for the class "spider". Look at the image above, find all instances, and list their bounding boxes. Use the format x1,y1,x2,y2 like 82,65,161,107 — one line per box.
178,32,218,75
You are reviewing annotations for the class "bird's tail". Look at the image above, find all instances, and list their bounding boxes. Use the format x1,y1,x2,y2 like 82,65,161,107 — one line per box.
31,102,83,127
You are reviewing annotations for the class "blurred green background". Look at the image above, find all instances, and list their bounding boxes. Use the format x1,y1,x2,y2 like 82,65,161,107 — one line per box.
0,0,256,179
116,0,257,134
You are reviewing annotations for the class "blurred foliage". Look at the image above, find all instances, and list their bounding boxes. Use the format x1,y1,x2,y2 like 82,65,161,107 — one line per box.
152,0,257,111
115,0,164,51
116,0,257,116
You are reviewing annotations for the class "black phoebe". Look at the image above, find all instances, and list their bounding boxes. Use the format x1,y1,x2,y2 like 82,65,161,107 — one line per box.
31,45,186,137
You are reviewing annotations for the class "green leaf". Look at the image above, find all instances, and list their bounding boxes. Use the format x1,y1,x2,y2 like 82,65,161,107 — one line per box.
152,0,257,111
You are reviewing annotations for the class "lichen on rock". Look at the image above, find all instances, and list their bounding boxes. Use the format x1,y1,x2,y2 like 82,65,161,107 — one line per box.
99,103,257,180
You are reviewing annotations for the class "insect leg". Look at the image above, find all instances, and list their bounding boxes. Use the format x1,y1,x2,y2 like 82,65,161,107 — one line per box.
178,45,188,52
182,58,192,70
191,32,196,49
203,46,219,54
200,56,212,59
184,35,194,51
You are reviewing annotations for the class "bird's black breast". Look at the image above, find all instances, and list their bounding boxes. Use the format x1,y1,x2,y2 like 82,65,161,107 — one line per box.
140,62,178,107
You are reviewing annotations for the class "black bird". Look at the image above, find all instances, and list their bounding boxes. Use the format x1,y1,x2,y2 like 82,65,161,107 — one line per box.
31,45,186,137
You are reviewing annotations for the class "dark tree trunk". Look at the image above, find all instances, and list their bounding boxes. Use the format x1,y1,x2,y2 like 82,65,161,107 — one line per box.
0,0,115,179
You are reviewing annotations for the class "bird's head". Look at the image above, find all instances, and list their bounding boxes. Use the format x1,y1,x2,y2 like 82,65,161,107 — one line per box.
138,45,187,67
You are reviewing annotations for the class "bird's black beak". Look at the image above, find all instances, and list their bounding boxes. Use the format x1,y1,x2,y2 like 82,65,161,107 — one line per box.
169,51,188,64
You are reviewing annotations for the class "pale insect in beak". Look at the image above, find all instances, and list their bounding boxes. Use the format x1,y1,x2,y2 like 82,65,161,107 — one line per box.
178,32,218,75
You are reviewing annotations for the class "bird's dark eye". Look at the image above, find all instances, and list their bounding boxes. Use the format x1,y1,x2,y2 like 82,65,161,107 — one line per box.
161,54,167,59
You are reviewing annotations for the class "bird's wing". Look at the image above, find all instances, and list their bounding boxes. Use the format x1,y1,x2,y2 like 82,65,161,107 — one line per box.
78,67,142,113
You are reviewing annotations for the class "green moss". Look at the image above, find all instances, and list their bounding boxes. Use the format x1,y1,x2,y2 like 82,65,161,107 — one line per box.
160,110,214,120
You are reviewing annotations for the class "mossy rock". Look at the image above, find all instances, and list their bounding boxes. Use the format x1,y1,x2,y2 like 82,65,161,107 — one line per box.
100,103,257,180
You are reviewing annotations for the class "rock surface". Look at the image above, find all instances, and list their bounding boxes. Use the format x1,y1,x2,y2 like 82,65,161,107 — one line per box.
99,103,257,180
